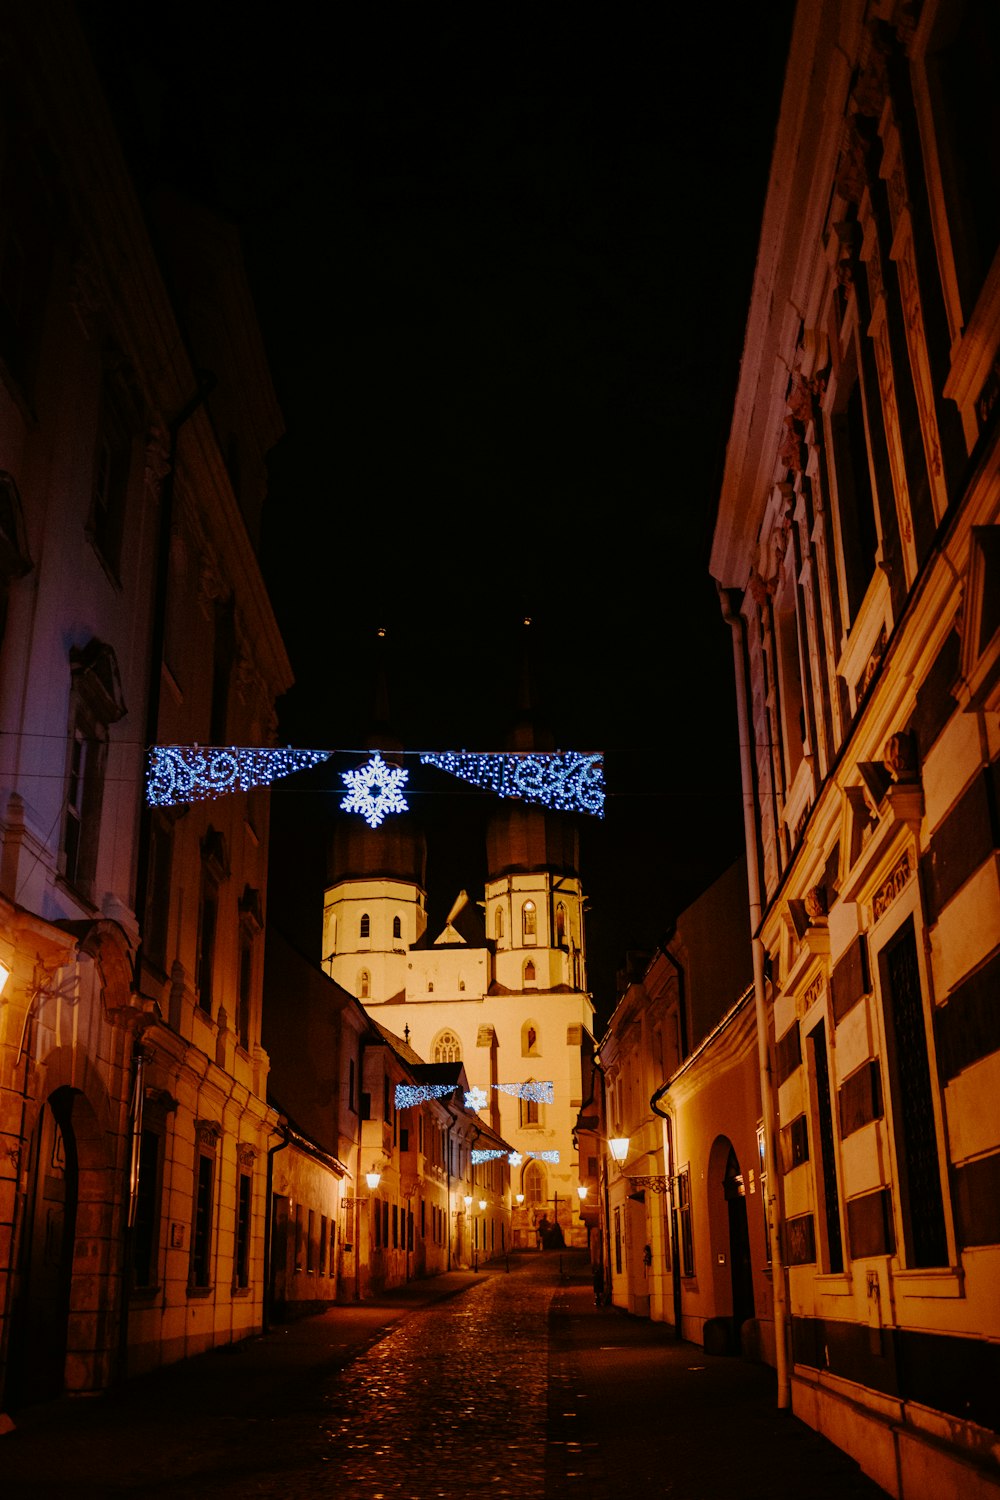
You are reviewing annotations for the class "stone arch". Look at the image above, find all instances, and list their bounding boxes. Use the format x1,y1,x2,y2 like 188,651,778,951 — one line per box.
8,1074,119,1404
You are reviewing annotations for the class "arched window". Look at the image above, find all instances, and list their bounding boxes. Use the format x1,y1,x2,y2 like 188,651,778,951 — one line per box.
520,1081,541,1127
521,1021,540,1056
523,959,536,986
522,900,536,943
495,906,504,941
458,977,466,992
359,970,370,999
360,912,370,939
392,915,402,939
433,1029,462,1063
555,902,566,945
524,1159,546,1206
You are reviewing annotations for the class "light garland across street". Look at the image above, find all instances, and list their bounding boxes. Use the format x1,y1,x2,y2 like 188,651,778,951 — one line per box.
146,746,604,817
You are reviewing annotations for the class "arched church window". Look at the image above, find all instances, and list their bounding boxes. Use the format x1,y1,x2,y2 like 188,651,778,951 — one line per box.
523,959,536,986
359,970,370,999
434,1029,462,1063
393,915,402,939
522,1021,540,1055
522,900,536,943
360,912,370,939
524,1158,546,1205
556,902,566,945
520,1082,541,1127
496,906,504,941
458,978,466,992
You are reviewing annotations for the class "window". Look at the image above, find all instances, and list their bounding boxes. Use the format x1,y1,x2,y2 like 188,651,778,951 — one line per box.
879,916,948,1267
829,359,880,624
392,915,402,940
433,1029,461,1063
359,969,370,999
319,1215,328,1276
210,600,235,745
373,1196,381,1250
190,1133,218,1290
88,362,136,578
197,830,228,1015
495,906,504,941
235,1170,252,1289
144,812,174,971
523,959,536,986
677,1167,694,1276
236,887,261,1051
522,1021,540,1056
0,107,54,399
60,639,127,898
132,1127,162,1290
555,902,566,945
520,1083,540,1128
360,912,370,939
307,1209,316,1272
522,900,537,943
614,1206,623,1274
0,471,32,661
524,1159,546,1207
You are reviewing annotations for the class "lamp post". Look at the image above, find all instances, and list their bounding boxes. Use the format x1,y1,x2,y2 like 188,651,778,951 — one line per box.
479,1199,487,1269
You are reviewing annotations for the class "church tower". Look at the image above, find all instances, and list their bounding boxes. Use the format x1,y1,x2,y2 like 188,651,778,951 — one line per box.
322,633,428,1003
322,622,597,1247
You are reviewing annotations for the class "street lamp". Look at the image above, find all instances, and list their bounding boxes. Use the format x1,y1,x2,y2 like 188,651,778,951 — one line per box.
365,1167,382,1191
577,1185,589,1202
515,1192,525,1205
609,1137,630,1165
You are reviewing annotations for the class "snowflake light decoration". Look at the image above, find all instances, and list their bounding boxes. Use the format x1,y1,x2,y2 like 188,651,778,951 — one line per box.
526,1150,560,1163
507,1152,523,1167
471,1149,507,1165
340,751,409,828
464,1086,489,1112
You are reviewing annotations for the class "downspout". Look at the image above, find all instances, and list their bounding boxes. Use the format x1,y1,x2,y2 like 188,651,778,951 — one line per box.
263,1122,290,1331
719,585,790,1409
444,1094,459,1271
650,1080,682,1337
591,1052,614,1306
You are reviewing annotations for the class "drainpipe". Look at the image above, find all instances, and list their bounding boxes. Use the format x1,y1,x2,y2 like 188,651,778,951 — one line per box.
263,1122,290,1330
591,1052,614,1306
719,585,790,1409
444,1093,460,1271
650,1081,682,1337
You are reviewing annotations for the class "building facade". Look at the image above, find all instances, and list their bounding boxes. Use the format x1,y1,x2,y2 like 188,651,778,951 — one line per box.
0,4,291,1408
710,2,1000,1495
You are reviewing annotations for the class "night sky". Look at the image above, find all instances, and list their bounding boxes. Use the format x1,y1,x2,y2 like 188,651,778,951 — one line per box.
85,4,796,1024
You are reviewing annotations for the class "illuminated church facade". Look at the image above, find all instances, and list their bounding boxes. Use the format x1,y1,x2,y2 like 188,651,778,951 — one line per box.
322,712,597,1249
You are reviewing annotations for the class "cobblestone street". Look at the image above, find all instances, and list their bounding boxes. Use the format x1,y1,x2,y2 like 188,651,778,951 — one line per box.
1,1252,891,1499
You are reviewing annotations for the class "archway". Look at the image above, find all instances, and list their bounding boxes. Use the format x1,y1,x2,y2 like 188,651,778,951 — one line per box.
723,1144,755,1342
6,1083,116,1407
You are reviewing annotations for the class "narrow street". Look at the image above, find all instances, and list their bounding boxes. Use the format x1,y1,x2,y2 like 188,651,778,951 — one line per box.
1,1252,891,1499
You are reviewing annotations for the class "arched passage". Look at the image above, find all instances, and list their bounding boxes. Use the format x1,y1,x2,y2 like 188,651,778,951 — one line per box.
7,1058,119,1408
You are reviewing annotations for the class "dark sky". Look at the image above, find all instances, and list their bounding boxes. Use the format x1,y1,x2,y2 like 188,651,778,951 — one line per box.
85,4,795,1024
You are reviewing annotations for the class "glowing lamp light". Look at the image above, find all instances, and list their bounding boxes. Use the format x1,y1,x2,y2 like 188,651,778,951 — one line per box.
478,1199,487,1211
515,1193,525,1205
0,960,10,996
365,1169,382,1191
463,1194,473,1208
609,1137,630,1163
577,1185,589,1201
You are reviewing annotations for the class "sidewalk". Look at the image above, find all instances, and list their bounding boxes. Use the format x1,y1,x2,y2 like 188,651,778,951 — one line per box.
0,1252,894,1498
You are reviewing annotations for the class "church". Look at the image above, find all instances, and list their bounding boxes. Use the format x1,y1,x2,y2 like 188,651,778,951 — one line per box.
321,654,598,1249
